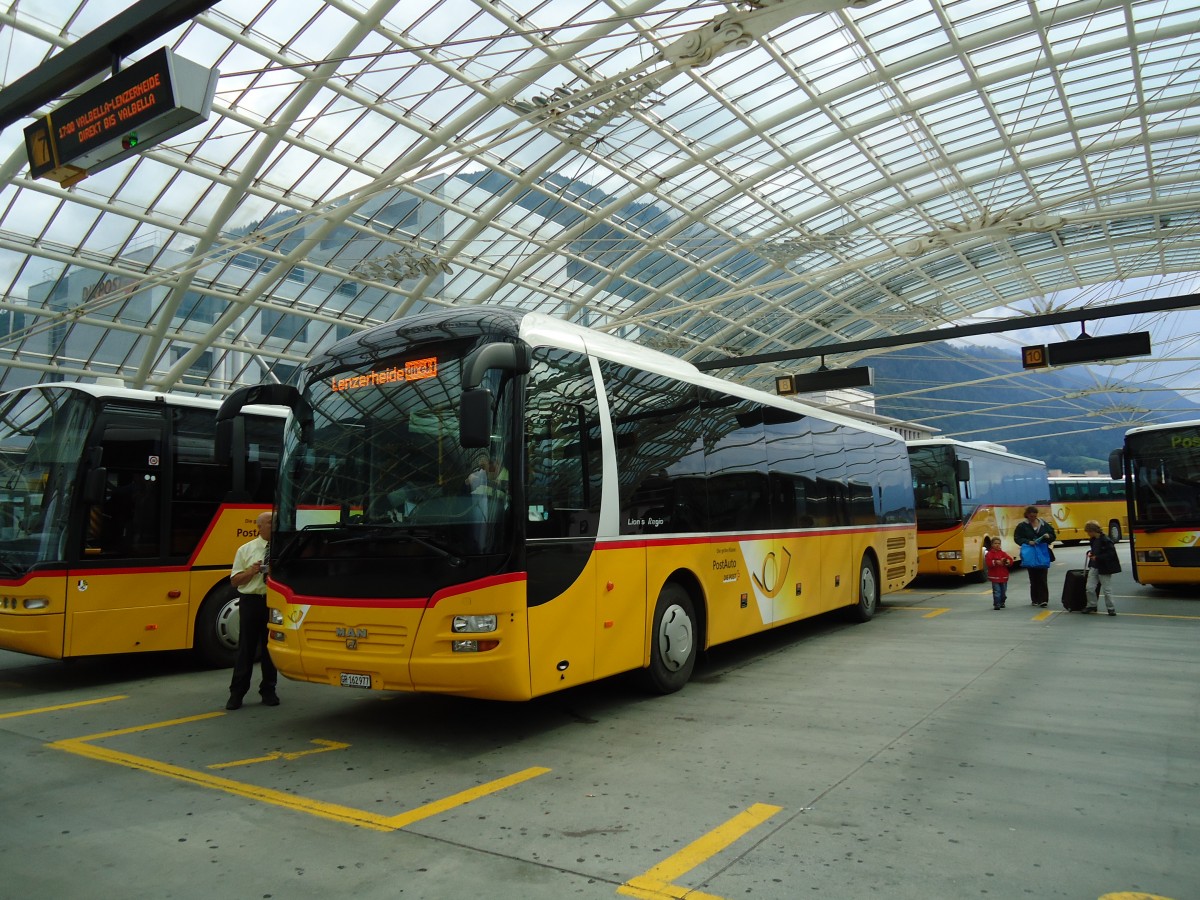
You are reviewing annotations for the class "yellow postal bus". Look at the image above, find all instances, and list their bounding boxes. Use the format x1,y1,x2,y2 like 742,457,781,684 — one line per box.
908,439,1049,579
1047,475,1126,544
1109,419,1200,587
220,309,918,701
0,382,282,665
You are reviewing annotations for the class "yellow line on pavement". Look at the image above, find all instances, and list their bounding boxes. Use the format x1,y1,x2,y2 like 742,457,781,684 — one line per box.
383,767,551,828
0,694,127,719
208,739,351,769
892,606,951,617
47,713,550,832
618,802,782,900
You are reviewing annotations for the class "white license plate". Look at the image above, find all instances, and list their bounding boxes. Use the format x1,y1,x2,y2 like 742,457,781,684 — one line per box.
340,673,371,689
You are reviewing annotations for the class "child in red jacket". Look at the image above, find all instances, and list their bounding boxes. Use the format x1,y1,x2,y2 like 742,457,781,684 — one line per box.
984,538,1014,610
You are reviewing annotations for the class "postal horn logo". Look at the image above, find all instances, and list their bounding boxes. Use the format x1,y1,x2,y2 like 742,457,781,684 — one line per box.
752,547,792,599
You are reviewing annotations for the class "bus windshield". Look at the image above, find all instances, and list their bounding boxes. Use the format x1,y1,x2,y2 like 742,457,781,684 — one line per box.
276,343,517,598
0,388,94,575
908,444,961,525
1126,425,1200,528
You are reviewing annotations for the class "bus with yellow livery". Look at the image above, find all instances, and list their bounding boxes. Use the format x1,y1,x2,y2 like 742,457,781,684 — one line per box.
1109,419,1200,588
1047,475,1126,544
219,309,918,701
0,382,283,666
908,439,1049,579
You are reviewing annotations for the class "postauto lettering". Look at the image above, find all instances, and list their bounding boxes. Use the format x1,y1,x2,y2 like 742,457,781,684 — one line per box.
1169,435,1200,449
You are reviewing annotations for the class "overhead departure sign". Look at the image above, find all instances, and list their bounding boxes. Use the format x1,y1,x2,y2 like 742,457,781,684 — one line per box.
1023,331,1151,370
1021,345,1048,369
777,365,873,394
24,47,218,187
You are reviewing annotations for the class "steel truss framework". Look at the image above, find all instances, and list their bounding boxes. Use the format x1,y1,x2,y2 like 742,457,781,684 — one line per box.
0,0,1197,436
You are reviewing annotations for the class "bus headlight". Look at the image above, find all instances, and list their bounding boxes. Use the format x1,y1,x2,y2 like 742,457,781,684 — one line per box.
1136,549,1166,563
269,607,284,625
452,614,497,633
936,551,962,560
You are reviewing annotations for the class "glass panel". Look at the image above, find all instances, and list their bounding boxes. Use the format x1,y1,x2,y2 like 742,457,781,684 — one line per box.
0,388,94,573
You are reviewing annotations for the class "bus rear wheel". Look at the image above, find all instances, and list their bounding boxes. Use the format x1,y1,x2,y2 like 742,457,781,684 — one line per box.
195,583,240,668
642,583,697,694
848,555,879,622
1108,521,1122,542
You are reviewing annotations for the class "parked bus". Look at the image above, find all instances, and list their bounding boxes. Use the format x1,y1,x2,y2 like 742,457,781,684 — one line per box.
0,382,283,666
1109,419,1200,587
908,439,1049,579
218,308,918,701
1047,475,1126,544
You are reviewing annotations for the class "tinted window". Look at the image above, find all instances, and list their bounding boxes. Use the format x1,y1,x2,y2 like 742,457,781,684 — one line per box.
703,394,769,533
601,362,705,536
526,349,602,538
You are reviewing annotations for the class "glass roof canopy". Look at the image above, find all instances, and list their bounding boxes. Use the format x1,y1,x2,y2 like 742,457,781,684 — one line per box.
0,0,1197,409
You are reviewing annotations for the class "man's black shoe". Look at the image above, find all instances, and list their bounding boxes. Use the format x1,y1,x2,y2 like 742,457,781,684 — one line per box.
225,695,243,710
261,693,280,707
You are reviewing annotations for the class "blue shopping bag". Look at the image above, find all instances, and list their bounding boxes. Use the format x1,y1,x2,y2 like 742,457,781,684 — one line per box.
1020,541,1052,569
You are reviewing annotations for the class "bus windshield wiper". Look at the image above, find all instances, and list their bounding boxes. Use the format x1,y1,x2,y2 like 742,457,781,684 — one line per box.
330,524,464,566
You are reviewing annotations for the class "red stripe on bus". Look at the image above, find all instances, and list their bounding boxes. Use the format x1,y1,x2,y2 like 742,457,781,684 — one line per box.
275,571,526,608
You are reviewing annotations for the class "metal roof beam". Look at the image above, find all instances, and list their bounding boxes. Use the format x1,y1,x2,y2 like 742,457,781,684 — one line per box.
696,293,1200,371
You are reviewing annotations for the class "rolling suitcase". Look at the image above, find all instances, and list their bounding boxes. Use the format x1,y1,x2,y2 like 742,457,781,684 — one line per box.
1062,568,1089,611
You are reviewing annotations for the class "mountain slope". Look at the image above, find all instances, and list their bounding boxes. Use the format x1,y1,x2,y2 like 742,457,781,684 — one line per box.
861,343,1200,471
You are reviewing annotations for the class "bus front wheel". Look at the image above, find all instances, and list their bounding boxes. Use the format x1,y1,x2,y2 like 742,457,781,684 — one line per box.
848,555,879,622
195,583,240,668
1108,521,1122,542
642,583,697,694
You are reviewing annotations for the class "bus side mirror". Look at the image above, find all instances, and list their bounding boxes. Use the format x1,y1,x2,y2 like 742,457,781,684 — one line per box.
83,466,107,505
215,383,311,459
956,459,971,482
460,388,493,448
1108,449,1124,480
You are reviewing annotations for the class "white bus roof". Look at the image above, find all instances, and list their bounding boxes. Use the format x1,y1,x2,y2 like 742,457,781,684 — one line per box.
1122,418,1200,438
4,382,287,419
906,437,1046,467
517,311,904,443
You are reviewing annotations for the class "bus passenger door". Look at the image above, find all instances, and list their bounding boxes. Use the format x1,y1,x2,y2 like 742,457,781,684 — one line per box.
68,406,188,656
523,349,603,696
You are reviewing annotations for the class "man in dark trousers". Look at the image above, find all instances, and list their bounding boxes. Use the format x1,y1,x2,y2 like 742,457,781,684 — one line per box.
226,511,279,709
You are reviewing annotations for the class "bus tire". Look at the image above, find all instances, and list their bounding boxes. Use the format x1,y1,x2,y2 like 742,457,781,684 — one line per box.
194,583,240,668
847,554,879,623
642,583,697,694
1108,521,1122,542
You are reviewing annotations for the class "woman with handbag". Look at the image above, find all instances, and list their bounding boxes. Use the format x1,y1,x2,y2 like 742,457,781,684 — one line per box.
1014,505,1056,607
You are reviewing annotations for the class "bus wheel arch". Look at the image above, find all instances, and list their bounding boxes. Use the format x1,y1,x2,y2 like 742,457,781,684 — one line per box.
847,550,880,622
194,581,240,668
1108,520,1122,542
641,574,704,694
